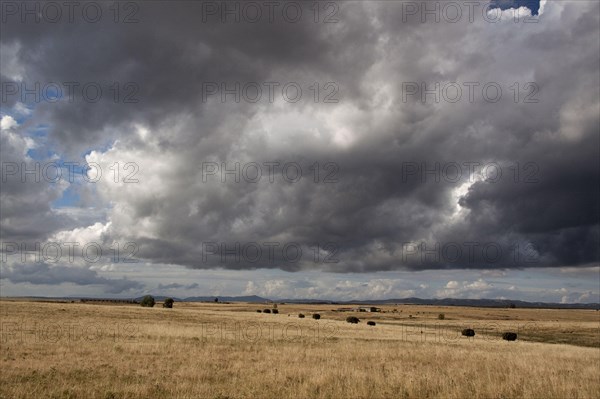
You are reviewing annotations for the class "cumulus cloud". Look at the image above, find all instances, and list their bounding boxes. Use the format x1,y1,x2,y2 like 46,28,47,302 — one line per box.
0,115,18,131
1,1,598,298
243,277,420,300
436,279,495,299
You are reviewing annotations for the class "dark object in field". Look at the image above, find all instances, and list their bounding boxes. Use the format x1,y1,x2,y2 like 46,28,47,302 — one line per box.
367,321,376,326
272,309,279,314
298,314,305,318
462,328,475,337
346,316,360,324
312,314,321,320
438,313,445,320
163,298,174,308
256,310,262,313
263,309,271,314
502,332,517,341
140,295,155,308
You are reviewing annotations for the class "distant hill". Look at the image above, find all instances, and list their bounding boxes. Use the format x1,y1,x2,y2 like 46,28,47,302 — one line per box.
182,295,269,303
271,297,599,309
2,295,597,309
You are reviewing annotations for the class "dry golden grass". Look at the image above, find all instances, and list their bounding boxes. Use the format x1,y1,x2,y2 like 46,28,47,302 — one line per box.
1,300,599,399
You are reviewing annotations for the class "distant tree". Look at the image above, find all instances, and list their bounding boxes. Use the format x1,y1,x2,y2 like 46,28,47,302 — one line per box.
163,298,174,308
272,309,279,314
273,303,277,309
312,314,321,320
263,309,271,313
438,313,445,320
346,316,360,324
298,313,305,318
256,309,262,313
140,295,155,307
367,321,376,326
214,297,219,303
509,303,516,309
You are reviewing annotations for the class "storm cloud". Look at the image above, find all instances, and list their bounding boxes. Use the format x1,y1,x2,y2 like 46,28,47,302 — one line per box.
1,0,598,297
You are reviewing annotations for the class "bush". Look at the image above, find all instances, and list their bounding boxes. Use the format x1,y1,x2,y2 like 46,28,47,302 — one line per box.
346,316,360,324
163,298,174,308
256,309,262,313
502,332,518,341
298,313,305,318
263,309,271,313
273,303,277,309
508,303,516,309
140,295,155,307
312,313,321,320
462,328,475,337
272,309,279,314
367,321,376,326
438,313,445,320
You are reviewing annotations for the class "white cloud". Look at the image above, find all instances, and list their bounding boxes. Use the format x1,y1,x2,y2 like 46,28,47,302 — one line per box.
0,115,18,131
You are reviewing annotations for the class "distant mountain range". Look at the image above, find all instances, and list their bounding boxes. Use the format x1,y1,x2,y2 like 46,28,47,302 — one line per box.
6,295,599,309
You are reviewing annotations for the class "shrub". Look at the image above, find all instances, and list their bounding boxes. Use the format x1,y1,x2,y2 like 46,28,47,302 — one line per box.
502,332,517,341
438,313,445,320
508,303,516,309
272,309,279,314
256,310,262,313
462,328,475,337
163,298,174,308
140,295,155,307
312,314,321,320
298,313,305,318
346,316,360,324
273,303,277,309
367,321,376,326
263,309,271,313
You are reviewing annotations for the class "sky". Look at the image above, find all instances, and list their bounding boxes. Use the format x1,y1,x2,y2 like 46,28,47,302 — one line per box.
1,0,599,303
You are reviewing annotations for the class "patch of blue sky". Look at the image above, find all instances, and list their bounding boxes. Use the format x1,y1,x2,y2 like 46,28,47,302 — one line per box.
52,183,82,208
490,0,540,15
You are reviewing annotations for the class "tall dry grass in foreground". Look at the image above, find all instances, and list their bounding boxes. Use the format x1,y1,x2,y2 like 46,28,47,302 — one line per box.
0,300,598,399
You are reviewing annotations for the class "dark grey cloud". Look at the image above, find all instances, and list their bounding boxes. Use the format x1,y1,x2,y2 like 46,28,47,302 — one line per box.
1,0,598,280
0,262,143,293
157,282,198,290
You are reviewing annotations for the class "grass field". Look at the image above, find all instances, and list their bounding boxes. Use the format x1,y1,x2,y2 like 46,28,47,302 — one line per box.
1,299,599,399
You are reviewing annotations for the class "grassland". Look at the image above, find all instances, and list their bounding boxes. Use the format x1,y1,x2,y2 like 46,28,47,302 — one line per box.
1,299,599,399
